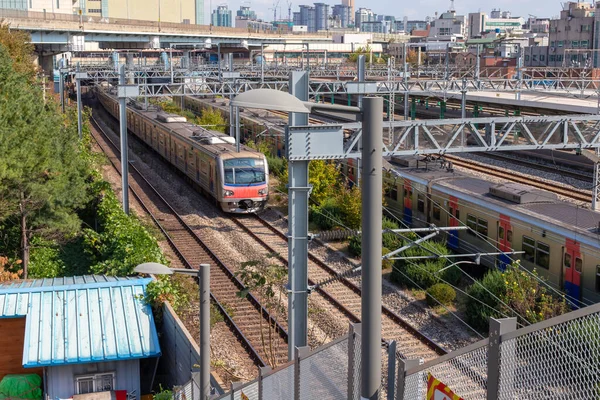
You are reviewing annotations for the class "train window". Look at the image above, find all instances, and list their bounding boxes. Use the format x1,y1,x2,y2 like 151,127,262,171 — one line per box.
433,205,441,220
596,266,600,292
536,242,550,270
564,253,572,269
523,236,536,263
575,258,583,273
507,230,513,243
498,226,505,240
385,186,398,201
477,219,488,237
417,195,425,212
467,214,477,235
201,160,208,175
455,209,460,220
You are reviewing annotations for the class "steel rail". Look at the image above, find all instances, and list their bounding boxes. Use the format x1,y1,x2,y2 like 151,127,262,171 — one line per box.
89,112,288,367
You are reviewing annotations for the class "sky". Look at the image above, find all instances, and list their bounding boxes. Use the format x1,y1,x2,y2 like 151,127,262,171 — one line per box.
206,0,564,25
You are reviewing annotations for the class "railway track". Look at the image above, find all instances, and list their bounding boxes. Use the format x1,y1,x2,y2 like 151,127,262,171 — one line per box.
89,112,289,368
473,152,593,181
444,154,593,202
94,99,449,362
231,214,447,360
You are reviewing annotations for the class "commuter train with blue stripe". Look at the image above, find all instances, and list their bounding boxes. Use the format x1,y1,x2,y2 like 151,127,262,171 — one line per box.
383,158,600,305
95,88,269,213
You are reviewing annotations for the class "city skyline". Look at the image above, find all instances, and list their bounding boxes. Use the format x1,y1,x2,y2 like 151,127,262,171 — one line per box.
206,0,561,25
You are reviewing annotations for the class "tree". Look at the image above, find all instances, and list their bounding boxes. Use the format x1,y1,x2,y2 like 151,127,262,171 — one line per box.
198,108,227,133
0,45,90,278
0,22,36,78
237,253,287,368
308,160,340,205
0,256,21,282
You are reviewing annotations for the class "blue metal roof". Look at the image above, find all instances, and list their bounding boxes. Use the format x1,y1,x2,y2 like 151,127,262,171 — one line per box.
0,275,161,367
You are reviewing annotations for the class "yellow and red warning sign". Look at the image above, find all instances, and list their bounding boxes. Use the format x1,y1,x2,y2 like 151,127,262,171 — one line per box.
427,373,465,400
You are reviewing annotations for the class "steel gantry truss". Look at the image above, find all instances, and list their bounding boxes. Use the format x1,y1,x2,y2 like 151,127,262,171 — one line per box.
288,114,600,161
73,62,600,99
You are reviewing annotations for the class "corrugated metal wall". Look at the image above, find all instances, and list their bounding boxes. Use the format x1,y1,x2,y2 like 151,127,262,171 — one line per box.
45,360,140,400
159,303,200,388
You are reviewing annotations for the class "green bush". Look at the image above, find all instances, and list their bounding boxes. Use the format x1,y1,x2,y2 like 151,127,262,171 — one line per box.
381,247,394,270
391,240,461,288
426,283,456,307
382,217,401,251
310,199,344,231
266,154,287,177
465,262,570,333
83,184,168,276
348,235,361,257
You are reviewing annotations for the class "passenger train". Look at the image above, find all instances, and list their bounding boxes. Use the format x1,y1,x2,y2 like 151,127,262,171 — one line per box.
95,88,269,213
383,158,600,305
178,94,600,304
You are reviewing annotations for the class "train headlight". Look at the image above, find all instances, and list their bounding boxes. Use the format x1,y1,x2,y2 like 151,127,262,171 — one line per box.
224,190,235,197
258,188,268,196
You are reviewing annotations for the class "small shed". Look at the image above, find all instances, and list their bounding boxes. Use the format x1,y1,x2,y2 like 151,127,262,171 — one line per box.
0,275,161,400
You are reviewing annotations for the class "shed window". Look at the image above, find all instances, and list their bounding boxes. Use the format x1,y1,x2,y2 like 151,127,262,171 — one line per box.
75,373,115,395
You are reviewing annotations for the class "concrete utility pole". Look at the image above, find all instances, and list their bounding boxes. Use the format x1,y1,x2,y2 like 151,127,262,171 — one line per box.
118,65,130,215
361,96,383,400
287,71,310,360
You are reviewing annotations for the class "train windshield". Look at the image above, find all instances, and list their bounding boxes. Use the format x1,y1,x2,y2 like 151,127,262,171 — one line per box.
224,158,266,185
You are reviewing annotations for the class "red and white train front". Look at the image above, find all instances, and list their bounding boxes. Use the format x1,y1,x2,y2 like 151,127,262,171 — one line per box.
217,155,269,213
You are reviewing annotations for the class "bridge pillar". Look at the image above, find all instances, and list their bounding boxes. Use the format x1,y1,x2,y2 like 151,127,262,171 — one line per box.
38,55,54,77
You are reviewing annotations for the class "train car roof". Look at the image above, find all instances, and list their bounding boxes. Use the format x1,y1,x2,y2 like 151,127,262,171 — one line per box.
389,160,600,247
100,90,263,159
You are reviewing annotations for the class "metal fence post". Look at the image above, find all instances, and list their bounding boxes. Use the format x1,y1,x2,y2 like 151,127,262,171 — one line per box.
487,318,517,400
294,346,310,400
258,366,271,400
395,359,421,400
387,341,397,400
347,323,361,400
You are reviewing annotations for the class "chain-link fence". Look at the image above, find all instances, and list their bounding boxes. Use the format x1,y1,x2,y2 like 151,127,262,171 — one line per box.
213,323,397,400
398,302,600,400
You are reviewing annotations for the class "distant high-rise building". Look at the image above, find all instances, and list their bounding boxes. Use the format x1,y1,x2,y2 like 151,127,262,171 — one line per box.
298,5,316,32
355,7,375,29
314,3,329,31
332,4,351,28
212,5,232,27
236,6,257,20
342,0,354,22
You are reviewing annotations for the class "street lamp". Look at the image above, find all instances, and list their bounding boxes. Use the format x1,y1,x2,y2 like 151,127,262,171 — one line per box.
232,85,383,400
134,263,211,400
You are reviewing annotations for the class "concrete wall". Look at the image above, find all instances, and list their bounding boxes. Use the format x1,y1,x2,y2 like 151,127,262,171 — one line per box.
45,360,140,400
158,303,200,388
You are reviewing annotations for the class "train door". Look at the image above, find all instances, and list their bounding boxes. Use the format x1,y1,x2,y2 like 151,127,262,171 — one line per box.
403,179,413,225
563,239,582,302
447,196,459,250
497,215,513,271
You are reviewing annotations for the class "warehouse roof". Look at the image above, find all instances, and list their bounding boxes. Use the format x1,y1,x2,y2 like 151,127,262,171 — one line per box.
0,275,160,368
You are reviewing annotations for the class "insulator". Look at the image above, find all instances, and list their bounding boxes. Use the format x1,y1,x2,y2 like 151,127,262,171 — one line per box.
314,229,360,241
310,266,362,292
